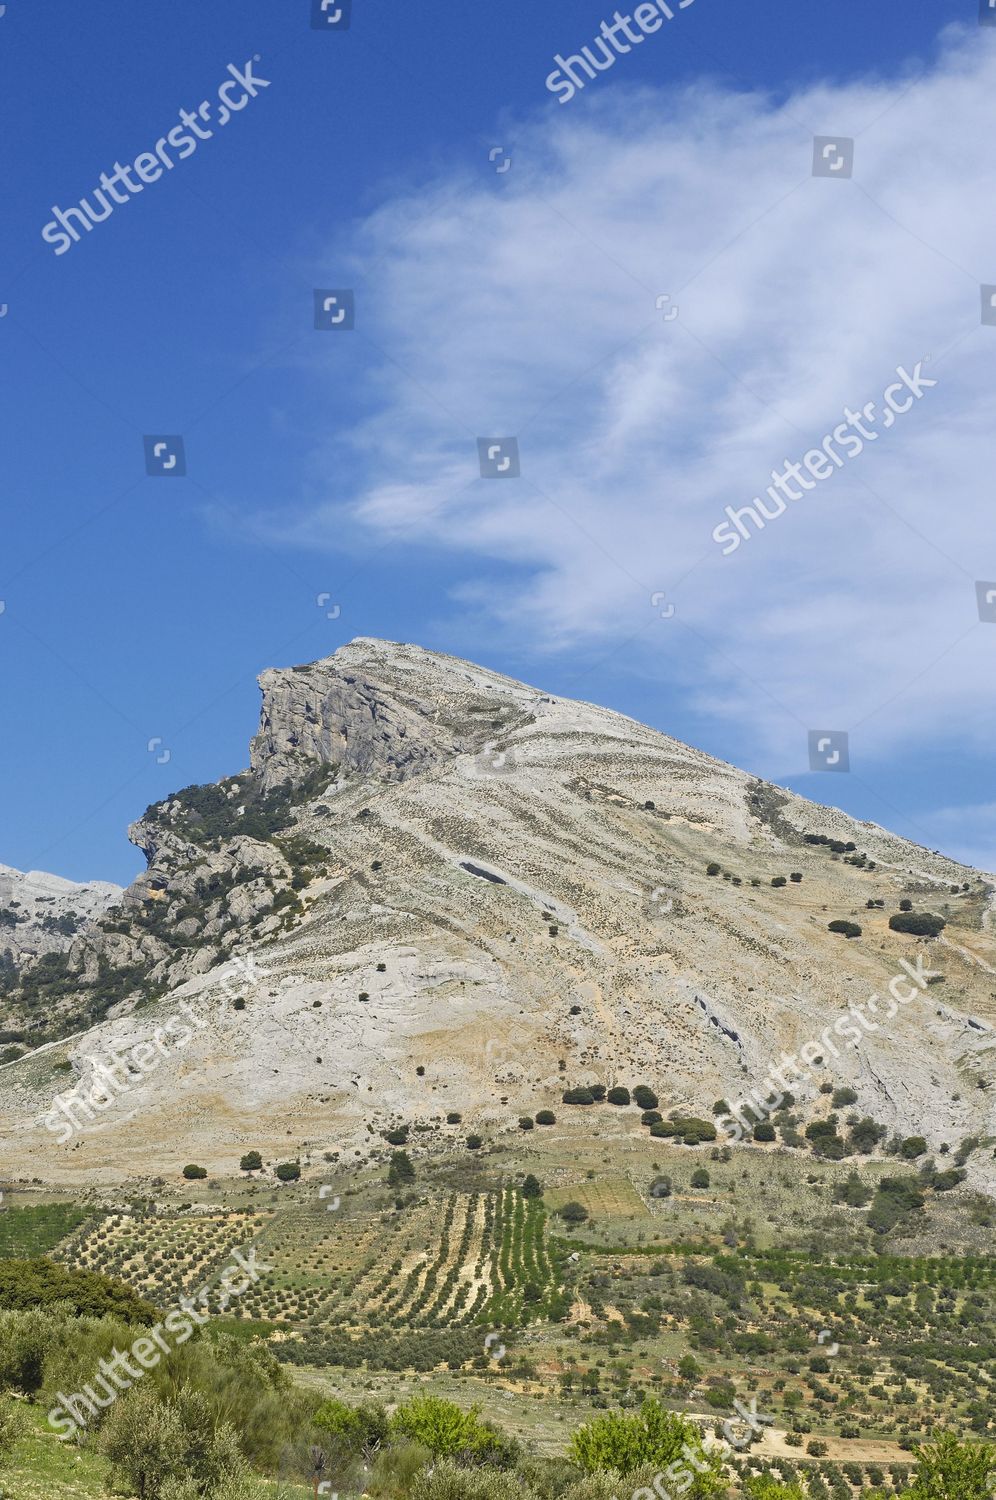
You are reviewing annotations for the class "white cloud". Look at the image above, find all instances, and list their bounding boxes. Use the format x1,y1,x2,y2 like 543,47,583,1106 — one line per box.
261,26,996,787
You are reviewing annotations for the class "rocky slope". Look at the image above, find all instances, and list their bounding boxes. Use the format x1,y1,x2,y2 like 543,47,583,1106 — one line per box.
0,638,993,1190
0,865,121,1011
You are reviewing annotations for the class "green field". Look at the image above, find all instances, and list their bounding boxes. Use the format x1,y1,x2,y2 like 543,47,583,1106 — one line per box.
0,1128,993,1496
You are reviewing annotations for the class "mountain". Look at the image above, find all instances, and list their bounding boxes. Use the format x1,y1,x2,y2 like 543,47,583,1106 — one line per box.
1,638,993,1190
0,864,121,1003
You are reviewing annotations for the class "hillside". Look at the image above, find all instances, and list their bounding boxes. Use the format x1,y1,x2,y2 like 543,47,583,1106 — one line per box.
0,638,993,1190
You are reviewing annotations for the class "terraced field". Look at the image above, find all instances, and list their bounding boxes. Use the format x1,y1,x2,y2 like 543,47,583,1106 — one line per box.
28,1184,564,1359
0,1200,87,1258
56,1208,271,1306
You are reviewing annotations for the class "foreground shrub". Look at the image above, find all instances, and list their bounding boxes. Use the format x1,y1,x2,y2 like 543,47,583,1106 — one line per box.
563,1466,676,1500
410,1458,540,1500
100,1384,247,1500
907,1431,994,1500
390,1395,516,1467
569,1400,725,1487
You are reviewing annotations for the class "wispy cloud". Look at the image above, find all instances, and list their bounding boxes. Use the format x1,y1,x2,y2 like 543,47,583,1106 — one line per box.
257,26,996,798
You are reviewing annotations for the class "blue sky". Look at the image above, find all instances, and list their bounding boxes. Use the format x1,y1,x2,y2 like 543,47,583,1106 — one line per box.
2,0,993,887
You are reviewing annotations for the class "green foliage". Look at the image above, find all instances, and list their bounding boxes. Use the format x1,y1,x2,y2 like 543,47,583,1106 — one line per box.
650,1116,717,1145
690,1168,710,1189
568,1399,725,1487
889,912,946,937
145,765,336,850
832,1171,872,1208
535,1111,556,1126
606,1087,631,1106
239,1151,263,1173
907,1431,995,1499
558,1201,589,1224
182,1163,208,1180
0,1257,156,1323
868,1175,925,1234
521,1175,542,1199
848,1116,887,1153
391,1394,515,1466
0,1390,25,1468
562,1088,596,1105
388,1151,416,1187
410,1457,539,1499
0,1201,87,1259
633,1085,659,1110
99,1383,248,1500
828,920,862,938
274,1161,301,1182
313,1395,388,1455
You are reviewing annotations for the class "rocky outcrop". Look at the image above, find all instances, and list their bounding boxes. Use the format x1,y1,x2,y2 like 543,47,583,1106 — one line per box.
1,639,993,1196
0,864,121,970
249,638,539,789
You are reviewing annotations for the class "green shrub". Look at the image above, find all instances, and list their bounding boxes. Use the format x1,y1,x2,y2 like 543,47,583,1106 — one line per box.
535,1111,556,1126
889,912,946,937
391,1394,515,1466
274,1161,300,1182
388,1151,416,1187
828,920,861,939
606,1086,631,1106
569,1399,725,1486
558,1201,589,1224
411,1458,538,1499
182,1164,207,1180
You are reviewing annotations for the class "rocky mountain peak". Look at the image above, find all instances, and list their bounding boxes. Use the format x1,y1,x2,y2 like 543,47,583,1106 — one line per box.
249,637,545,790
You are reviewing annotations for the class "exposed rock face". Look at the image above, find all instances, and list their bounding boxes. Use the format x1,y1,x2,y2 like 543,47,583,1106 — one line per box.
249,638,539,789
0,864,120,971
1,639,993,1193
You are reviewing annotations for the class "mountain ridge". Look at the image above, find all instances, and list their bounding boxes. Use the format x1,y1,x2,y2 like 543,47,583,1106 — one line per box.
1,638,992,1191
